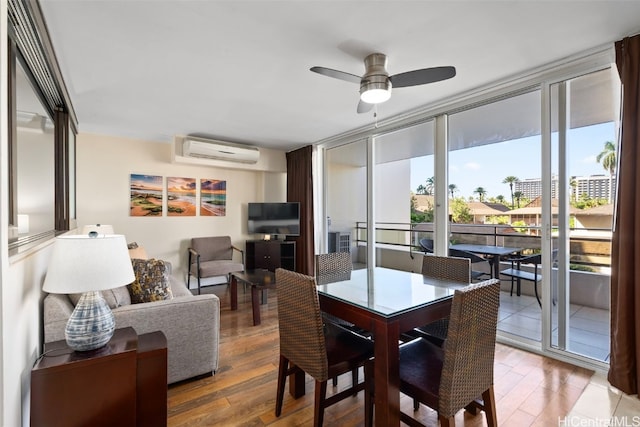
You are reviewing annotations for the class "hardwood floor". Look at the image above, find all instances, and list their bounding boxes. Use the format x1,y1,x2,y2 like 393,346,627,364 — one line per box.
168,284,594,426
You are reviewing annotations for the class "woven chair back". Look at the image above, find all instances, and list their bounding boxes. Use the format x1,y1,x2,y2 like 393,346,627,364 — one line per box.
315,252,352,285
275,268,328,381
422,254,471,283
438,278,500,417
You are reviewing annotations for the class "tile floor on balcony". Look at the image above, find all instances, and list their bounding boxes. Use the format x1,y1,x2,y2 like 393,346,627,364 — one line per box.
498,291,611,362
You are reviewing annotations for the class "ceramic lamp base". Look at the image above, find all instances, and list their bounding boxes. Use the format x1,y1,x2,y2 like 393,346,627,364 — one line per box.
65,291,115,351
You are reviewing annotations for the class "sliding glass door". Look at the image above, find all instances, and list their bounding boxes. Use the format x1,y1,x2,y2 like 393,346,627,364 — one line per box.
547,67,619,364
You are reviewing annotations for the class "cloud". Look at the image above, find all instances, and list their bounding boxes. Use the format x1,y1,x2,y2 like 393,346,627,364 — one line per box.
464,162,481,170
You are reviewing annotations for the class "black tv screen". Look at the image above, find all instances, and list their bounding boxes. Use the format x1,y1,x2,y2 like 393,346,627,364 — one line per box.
247,202,300,236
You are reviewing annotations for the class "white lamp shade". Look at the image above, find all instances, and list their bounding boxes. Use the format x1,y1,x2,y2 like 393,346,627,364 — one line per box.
43,234,135,294
81,224,115,235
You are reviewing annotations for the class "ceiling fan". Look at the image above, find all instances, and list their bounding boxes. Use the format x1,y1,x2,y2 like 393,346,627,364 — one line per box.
310,53,456,114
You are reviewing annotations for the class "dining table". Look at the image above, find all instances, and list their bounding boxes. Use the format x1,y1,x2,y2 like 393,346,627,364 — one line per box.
308,267,467,426
450,243,522,278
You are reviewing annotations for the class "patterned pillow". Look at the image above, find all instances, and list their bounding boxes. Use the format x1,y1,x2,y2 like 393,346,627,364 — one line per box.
127,259,173,304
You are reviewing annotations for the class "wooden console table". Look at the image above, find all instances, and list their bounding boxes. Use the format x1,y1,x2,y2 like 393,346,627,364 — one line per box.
30,327,167,427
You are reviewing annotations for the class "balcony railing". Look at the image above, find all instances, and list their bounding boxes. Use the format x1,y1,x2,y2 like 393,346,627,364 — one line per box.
354,221,612,272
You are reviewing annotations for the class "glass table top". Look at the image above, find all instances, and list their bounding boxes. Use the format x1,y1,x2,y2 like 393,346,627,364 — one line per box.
316,267,466,318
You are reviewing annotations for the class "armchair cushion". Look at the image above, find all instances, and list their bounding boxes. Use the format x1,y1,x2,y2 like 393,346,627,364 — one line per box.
128,259,173,303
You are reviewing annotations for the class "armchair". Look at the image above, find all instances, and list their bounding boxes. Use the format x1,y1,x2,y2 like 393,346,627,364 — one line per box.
188,236,244,294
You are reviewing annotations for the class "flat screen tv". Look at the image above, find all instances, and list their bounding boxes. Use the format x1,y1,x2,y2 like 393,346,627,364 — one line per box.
247,202,300,236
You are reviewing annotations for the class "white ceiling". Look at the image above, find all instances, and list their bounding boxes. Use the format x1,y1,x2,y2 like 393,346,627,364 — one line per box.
38,0,640,152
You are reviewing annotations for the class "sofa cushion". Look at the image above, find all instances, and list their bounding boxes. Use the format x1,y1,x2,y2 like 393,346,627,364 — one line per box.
128,241,149,259
69,286,131,309
128,258,174,303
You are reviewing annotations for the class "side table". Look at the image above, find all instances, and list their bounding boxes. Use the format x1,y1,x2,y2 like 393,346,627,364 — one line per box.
30,327,167,427
230,269,277,326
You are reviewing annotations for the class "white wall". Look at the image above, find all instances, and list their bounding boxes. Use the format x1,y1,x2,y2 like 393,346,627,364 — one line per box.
76,132,287,283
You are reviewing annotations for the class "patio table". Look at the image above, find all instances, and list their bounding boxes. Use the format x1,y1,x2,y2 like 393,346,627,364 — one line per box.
450,243,522,278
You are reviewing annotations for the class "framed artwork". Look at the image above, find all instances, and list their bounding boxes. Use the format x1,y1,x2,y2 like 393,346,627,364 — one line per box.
167,177,196,216
130,174,163,216
200,179,226,216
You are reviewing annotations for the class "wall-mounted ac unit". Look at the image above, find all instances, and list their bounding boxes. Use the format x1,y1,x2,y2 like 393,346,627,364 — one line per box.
182,137,260,164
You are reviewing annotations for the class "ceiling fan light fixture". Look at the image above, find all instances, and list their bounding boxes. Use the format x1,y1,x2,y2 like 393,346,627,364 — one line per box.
360,80,392,104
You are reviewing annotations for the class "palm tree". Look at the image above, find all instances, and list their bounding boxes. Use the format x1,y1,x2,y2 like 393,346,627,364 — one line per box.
596,140,616,203
425,176,435,196
502,176,519,209
513,191,524,208
474,187,487,202
569,177,577,203
416,184,426,195
448,184,457,199
496,195,505,204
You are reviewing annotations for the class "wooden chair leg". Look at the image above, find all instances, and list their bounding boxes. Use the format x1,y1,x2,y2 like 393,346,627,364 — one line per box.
275,355,288,416
332,376,337,387
314,380,327,427
482,386,498,427
352,368,359,396
439,414,455,427
413,398,420,411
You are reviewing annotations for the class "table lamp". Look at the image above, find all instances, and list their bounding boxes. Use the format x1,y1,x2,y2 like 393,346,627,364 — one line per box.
43,234,135,352
81,224,115,235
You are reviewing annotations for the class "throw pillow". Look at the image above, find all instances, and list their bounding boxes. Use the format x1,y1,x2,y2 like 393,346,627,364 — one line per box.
128,258,173,304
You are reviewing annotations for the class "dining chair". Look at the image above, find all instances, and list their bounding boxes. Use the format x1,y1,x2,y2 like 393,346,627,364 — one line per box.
315,252,369,387
365,278,500,427
448,248,492,280
403,255,471,345
274,268,373,427
500,253,543,307
315,252,352,285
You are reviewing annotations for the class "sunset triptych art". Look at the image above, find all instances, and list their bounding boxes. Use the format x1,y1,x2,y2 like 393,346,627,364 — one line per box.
129,174,226,217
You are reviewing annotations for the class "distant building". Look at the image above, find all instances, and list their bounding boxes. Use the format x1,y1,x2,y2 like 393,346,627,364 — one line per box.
515,174,616,200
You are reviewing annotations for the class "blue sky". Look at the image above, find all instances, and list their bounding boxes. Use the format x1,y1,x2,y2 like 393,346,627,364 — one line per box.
410,122,616,199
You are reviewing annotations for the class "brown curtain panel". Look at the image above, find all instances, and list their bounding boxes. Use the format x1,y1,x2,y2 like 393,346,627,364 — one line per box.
286,145,315,275
608,34,640,396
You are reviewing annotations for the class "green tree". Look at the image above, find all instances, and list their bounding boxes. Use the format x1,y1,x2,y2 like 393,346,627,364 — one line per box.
474,186,487,202
596,140,616,202
502,176,519,209
451,198,473,223
513,191,524,208
416,184,426,195
425,176,435,196
496,195,505,204
448,183,458,199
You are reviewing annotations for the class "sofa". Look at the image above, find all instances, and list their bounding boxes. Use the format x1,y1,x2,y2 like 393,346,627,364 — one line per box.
43,260,220,384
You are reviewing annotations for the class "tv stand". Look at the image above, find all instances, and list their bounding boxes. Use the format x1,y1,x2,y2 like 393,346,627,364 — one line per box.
246,240,296,271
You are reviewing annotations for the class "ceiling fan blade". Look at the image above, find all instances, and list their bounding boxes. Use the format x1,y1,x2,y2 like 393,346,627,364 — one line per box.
390,66,456,88
310,66,361,84
357,100,374,114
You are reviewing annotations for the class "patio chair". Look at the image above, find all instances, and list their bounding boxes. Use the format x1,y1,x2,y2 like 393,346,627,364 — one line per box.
365,278,500,427
274,268,373,427
187,236,244,294
501,253,542,307
449,248,492,280
419,238,434,253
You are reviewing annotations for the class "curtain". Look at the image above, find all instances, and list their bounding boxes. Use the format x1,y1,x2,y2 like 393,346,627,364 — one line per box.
608,34,640,396
286,146,315,275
